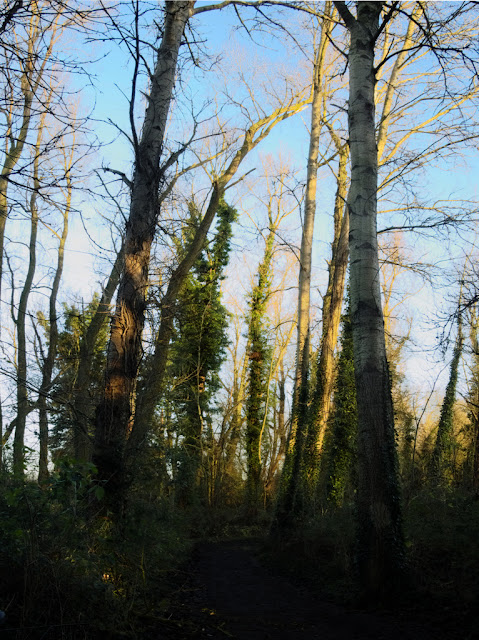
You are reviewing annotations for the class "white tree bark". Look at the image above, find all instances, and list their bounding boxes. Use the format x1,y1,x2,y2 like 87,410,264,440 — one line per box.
335,0,405,596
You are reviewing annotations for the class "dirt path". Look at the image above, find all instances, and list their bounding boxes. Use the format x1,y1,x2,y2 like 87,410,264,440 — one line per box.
158,538,454,639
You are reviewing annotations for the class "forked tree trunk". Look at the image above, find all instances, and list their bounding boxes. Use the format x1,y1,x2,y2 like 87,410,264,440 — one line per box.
93,1,194,505
334,0,405,597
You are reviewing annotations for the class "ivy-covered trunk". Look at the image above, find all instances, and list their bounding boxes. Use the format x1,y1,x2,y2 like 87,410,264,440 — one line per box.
323,296,357,506
430,318,463,483
305,145,349,491
169,201,236,506
245,216,276,512
272,10,332,527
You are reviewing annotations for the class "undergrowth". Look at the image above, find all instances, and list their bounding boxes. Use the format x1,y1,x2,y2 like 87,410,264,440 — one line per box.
0,464,192,639
266,487,479,634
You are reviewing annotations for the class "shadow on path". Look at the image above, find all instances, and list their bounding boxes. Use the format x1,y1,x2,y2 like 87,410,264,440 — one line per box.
159,538,453,639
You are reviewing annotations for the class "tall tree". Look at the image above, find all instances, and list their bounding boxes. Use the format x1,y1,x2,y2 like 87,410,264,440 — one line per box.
37,131,74,483
430,314,464,484
245,214,276,511
466,304,479,491
334,0,405,596
93,1,196,508
93,0,313,509
12,114,43,477
272,4,335,527
170,199,236,505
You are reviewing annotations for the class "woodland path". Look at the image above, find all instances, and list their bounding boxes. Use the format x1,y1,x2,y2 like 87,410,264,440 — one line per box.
155,537,455,640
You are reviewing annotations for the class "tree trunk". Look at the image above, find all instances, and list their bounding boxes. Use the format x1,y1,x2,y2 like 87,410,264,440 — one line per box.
13,142,39,477
73,244,124,462
335,0,405,597
306,145,349,475
38,144,71,484
430,319,463,483
273,10,333,527
93,0,195,507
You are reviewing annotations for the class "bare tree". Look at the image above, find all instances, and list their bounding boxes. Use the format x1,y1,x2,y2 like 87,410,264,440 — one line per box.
334,0,405,597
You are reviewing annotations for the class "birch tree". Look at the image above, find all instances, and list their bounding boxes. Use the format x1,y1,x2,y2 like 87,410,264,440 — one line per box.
334,0,405,596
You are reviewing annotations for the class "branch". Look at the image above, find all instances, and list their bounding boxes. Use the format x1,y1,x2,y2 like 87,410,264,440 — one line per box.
193,0,266,15
100,166,133,190
333,0,356,30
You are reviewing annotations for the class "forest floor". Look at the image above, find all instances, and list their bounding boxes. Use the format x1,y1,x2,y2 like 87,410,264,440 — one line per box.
150,537,466,640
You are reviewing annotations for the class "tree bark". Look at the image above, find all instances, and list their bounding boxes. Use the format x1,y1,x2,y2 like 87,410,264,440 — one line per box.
307,145,349,472
93,0,195,505
13,156,38,478
335,0,405,597
37,144,71,484
73,244,124,462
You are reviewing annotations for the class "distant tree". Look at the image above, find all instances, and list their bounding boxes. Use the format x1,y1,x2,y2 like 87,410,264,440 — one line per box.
47,298,108,460
245,213,276,512
280,0,334,519
430,314,464,484
170,199,236,505
323,294,357,507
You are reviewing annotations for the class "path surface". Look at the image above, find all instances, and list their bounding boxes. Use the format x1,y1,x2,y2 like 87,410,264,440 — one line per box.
158,538,454,639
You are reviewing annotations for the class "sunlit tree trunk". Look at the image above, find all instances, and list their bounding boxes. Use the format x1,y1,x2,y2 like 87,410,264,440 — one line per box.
93,1,195,506
306,144,349,477
335,0,405,597
273,8,333,526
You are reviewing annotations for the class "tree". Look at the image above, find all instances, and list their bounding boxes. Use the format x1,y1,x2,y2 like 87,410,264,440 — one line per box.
286,0,334,500
93,0,313,511
334,0,405,597
46,297,109,461
465,304,479,491
245,220,275,511
323,294,357,508
93,1,196,509
36,131,75,483
170,199,236,506
430,314,464,484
